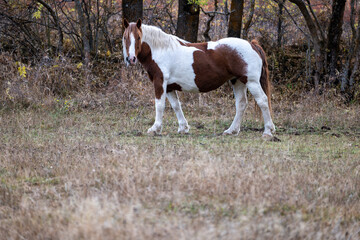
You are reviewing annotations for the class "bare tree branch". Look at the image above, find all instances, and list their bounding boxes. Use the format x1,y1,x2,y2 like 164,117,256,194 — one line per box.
35,0,64,53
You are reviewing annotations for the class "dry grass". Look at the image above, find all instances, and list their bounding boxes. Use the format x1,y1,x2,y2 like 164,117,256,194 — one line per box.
0,93,359,239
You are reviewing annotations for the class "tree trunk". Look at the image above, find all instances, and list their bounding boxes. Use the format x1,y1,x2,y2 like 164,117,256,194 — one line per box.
349,6,360,92
289,0,325,92
224,0,229,23
74,0,90,65
122,0,143,23
227,0,244,38
340,0,356,92
242,0,255,39
277,0,284,48
83,0,94,53
326,0,347,84
349,47,360,91
176,0,200,42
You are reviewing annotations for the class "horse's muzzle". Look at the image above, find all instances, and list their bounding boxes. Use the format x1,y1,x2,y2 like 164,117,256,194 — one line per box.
129,56,137,65
125,56,131,66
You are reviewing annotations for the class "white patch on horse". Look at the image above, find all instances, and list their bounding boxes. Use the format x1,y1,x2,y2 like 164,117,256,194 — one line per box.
141,24,199,92
122,37,129,66
158,47,200,92
207,41,219,50
129,33,136,58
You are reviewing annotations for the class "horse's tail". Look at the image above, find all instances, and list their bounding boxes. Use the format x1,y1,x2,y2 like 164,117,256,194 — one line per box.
250,39,272,114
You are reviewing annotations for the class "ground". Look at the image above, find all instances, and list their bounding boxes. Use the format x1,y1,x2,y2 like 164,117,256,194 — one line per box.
0,95,359,239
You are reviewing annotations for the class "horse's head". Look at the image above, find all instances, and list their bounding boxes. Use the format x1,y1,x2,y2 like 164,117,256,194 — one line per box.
123,18,142,66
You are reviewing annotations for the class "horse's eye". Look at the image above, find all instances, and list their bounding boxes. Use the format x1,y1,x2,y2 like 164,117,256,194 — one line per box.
138,37,140,40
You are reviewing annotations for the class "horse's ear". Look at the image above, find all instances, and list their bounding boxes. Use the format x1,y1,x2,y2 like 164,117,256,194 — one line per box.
136,19,142,29
123,18,129,29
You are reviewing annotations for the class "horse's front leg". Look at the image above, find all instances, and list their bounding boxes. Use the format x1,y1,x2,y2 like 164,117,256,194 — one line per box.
147,79,167,135
166,91,190,134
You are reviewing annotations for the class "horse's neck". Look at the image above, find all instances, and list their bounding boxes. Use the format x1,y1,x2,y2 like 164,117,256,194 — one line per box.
137,42,152,65
141,25,182,53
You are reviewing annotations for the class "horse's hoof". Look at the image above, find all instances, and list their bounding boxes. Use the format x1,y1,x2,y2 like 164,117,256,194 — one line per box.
147,126,161,135
147,130,161,136
270,136,281,142
223,129,239,136
271,124,276,133
262,133,273,140
178,130,189,134
178,131,189,135
178,125,190,134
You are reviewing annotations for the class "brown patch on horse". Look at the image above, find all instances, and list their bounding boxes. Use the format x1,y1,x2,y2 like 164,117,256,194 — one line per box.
167,83,182,92
177,42,209,52
178,40,186,46
188,44,247,92
189,42,208,51
250,40,272,114
137,42,164,99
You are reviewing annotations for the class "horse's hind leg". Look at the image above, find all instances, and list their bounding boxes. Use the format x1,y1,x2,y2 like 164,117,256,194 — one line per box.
224,80,248,135
246,81,275,137
167,91,190,133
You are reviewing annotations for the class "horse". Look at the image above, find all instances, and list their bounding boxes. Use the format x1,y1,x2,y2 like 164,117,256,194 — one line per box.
122,19,276,137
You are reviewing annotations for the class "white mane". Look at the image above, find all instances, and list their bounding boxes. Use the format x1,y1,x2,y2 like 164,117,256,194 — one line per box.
141,24,188,50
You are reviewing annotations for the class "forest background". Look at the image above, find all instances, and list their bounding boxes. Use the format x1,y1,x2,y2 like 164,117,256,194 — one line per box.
1,0,360,106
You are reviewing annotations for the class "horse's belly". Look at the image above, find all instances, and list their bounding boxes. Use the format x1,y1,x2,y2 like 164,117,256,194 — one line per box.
195,73,233,92
168,76,200,92
168,73,231,93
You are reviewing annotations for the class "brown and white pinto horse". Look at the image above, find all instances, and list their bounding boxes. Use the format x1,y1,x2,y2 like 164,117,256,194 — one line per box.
123,19,276,137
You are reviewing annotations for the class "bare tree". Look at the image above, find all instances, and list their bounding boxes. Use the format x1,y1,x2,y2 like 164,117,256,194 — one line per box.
341,0,360,95
74,0,90,65
176,0,200,42
289,0,326,92
289,0,349,91
34,0,64,54
202,0,218,41
122,0,143,23
144,0,177,34
228,0,245,38
0,1,43,57
326,0,347,84
277,0,285,48
242,0,255,39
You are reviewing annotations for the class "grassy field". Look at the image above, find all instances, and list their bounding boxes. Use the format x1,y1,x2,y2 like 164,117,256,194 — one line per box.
0,95,359,239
